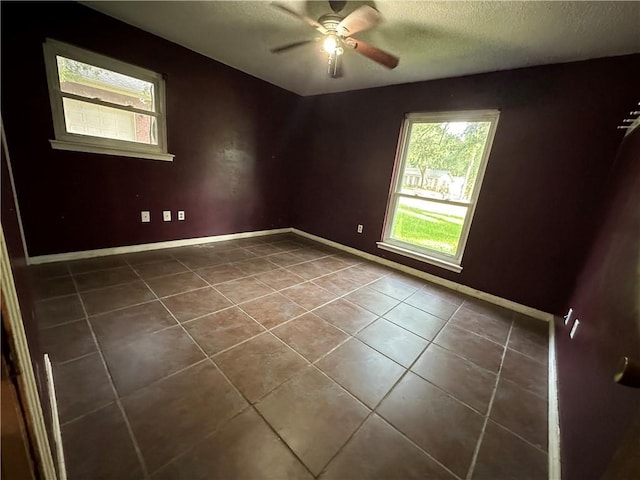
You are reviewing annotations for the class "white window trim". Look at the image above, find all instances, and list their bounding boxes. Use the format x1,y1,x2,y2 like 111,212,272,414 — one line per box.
379,109,500,272
42,38,174,162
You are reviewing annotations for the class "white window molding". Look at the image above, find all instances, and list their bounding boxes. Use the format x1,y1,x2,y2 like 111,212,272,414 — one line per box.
43,38,174,162
380,109,500,271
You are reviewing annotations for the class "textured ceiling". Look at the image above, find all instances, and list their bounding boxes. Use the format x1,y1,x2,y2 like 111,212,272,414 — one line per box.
82,1,640,96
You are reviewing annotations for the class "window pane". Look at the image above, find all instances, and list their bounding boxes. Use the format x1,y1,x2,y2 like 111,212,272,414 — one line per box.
391,197,468,256
63,98,157,145
401,121,491,202
57,56,155,112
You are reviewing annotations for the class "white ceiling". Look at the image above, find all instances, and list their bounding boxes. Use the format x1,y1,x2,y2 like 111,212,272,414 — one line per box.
83,1,640,96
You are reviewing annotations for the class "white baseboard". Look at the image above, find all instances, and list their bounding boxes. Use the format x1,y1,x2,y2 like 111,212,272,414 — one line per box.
28,228,292,265
548,318,562,479
28,225,553,322
292,228,553,322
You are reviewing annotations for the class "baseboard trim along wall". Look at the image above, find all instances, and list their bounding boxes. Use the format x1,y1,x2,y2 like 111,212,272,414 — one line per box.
548,318,562,480
28,228,292,265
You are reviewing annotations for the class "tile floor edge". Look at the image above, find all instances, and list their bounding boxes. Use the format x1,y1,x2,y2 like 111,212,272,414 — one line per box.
292,228,554,323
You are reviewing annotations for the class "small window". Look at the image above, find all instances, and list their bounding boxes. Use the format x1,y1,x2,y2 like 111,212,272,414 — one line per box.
379,110,500,272
43,39,173,161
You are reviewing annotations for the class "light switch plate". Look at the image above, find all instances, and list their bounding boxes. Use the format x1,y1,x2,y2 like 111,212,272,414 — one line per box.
163,210,171,222
141,211,150,223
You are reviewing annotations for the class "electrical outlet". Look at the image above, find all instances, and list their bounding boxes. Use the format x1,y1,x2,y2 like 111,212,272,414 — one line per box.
141,211,150,223
357,224,363,234
163,210,171,222
178,210,185,221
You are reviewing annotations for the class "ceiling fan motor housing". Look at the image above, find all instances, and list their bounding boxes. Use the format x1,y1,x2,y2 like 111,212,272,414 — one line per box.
319,13,345,34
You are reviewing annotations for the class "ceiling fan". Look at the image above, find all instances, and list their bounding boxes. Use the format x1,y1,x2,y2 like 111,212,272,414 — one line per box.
270,1,399,78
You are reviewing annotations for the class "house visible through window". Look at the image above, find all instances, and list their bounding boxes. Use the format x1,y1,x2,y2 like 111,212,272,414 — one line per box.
43,39,173,161
379,110,500,272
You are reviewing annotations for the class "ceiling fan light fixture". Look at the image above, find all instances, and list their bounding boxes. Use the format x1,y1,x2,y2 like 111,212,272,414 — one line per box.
322,34,341,55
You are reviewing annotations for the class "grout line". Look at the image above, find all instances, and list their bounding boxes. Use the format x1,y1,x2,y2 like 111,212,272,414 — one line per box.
465,321,514,480
67,273,152,479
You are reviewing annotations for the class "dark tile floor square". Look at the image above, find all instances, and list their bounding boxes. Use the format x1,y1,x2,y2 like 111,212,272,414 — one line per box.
132,259,188,280
239,292,307,329
472,421,547,479
280,282,337,310
40,319,97,364
74,266,139,292
35,294,85,329
214,276,275,303
161,287,232,322
356,318,428,367
30,234,549,480
256,368,369,475
344,287,400,316
122,361,247,472
411,343,497,414
81,280,156,316
405,289,460,320
313,299,377,334
322,414,455,479
90,301,177,348
102,326,205,395
145,271,208,298
214,333,308,403
54,353,115,423
378,372,485,478
316,339,404,408
272,313,349,362
184,306,264,355
383,303,446,340
62,404,143,480
449,304,512,344
152,407,312,480
254,268,305,290
490,378,548,451
434,324,504,373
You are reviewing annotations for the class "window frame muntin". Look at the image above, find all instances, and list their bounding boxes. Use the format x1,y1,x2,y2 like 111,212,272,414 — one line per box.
42,38,173,161
380,109,500,271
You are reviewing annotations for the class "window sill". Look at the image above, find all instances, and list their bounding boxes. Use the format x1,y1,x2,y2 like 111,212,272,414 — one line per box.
376,242,463,273
50,140,174,162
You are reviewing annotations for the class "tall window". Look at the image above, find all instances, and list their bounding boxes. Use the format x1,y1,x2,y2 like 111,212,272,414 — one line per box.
379,110,500,272
43,39,173,161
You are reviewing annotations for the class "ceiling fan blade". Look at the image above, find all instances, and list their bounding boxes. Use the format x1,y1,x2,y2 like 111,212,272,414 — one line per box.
270,39,314,54
328,0,346,13
271,2,328,34
337,5,382,36
328,53,343,78
352,39,399,69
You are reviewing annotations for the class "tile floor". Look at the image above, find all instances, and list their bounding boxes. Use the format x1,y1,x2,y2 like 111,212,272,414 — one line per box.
31,233,549,479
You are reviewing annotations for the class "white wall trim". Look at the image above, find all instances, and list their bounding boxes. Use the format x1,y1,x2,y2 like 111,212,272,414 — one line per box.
28,228,292,264
29,225,552,322
1,225,58,479
548,317,562,479
293,228,553,322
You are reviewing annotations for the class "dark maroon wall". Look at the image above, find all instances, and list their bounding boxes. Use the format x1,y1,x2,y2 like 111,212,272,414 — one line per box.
1,2,301,257
556,129,640,480
291,56,640,313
